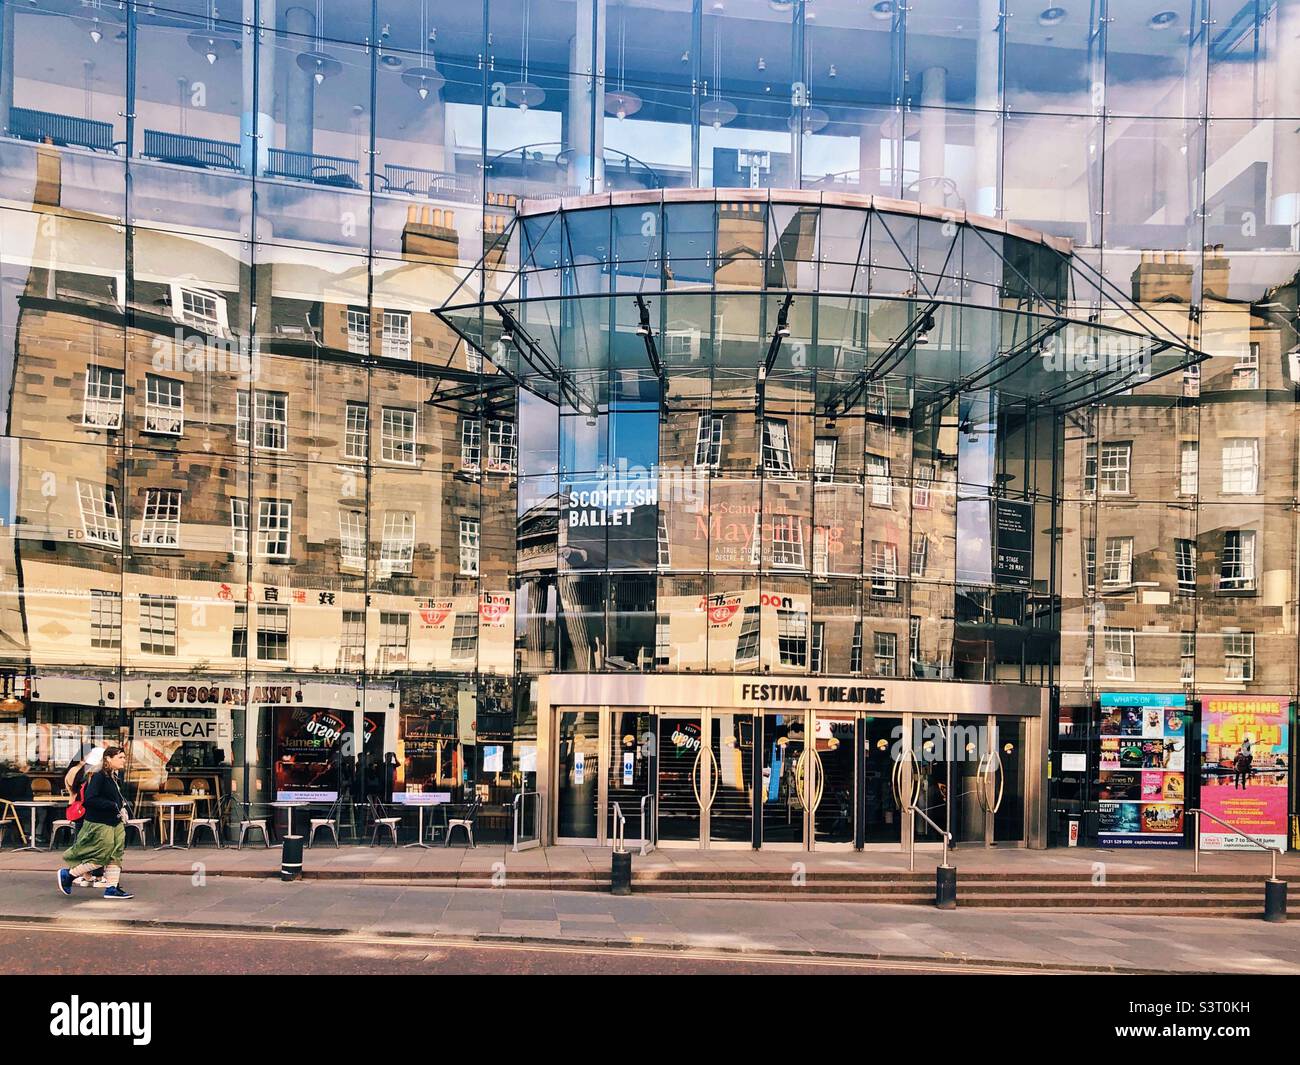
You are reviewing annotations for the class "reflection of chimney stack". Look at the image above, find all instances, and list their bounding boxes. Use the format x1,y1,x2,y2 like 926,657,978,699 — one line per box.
1203,243,1231,301
1131,249,1193,304
401,203,460,261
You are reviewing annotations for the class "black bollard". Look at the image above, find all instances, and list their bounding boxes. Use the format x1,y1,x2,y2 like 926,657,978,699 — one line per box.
281,835,304,882
935,865,957,910
1264,878,1287,923
611,850,632,896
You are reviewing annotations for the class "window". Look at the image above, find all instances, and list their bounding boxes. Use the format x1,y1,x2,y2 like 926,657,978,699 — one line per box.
654,615,671,667
912,464,934,509
252,390,288,451
812,526,829,577
1180,631,1195,683
487,420,517,473
1221,438,1259,496
140,488,181,548
762,418,794,476
256,605,289,662
734,604,760,666
657,510,671,568
236,392,248,446
909,616,921,673
770,514,805,569
1083,537,1096,592
864,379,888,418
232,605,247,659
776,608,808,668
461,418,481,471
910,533,928,578
382,310,412,359
346,307,370,355
1224,631,1254,681
1219,530,1256,591
1082,442,1097,495
451,612,478,662
380,511,415,576
379,611,410,664
90,590,121,650
256,500,292,559
139,594,177,656
870,541,898,599
459,518,480,576
850,622,863,674
1182,361,1201,398
873,632,897,677
1102,536,1133,588
1103,627,1135,681
867,454,892,506
339,510,366,570
345,403,369,461
1232,343,1259,389
1179,441,1198,496
77,481,121,547
813,437,837,482
381,408,417,465
340,610,365,667
810,622,825,673
465,348,483,373
82,366,123,429
1175,538,1196,593
1100,443,1131,494
171,283,229,334
694,414,723,468
143,374,184,436
230,498,248,557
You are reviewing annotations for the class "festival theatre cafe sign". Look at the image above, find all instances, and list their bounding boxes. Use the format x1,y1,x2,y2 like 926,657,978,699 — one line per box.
735,681,886,708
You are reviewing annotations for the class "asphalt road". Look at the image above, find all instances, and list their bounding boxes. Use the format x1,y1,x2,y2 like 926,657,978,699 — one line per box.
0,921,1008,975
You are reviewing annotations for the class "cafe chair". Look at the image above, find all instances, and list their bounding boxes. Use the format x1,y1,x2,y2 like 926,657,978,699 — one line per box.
308,801,340,848
0,800,28,848
236,803,272,849
123,803,152,847
47,812,78,850
367,795,401,846
186,795,223,848
445,799,481,849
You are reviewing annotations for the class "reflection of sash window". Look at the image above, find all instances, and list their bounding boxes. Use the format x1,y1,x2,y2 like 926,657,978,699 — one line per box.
451,612,478,662
77,481,121,547
1223,632,1254,681
143,374,184,436
850,622,863,674
82,366,124,429
380,511,415,576
141,488,182,547
339,510,367,570
378,612,410,666
339,610,365,668
1102,627,1134,681
762,419,794,477
873,632,897,677
770,514,805,569
734,605,760,666
870,541,898,600
776,609,808,668
256,605,289,662
694,414,723,468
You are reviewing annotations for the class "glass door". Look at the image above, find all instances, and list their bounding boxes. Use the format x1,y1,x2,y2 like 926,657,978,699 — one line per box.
657,714,705,845
607,710,654,844
760,712,808,847
556,711,601,842
810,712,856,847
708,712,754,845
863,714,904,845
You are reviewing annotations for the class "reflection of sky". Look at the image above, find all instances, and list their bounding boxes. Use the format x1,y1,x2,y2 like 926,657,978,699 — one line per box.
956,390,995,584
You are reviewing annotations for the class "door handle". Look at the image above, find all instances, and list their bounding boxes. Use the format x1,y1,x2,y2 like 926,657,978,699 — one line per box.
808,749,825,812
690,750,703,809
706,746,720,810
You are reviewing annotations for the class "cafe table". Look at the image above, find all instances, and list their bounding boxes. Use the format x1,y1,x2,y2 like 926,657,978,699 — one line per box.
8,798,67,852
151,796,198,850
270,799,311,837
401,795,448,849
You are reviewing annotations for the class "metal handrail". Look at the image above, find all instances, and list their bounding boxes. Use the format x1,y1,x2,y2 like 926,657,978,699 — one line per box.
611,801,626,855
639,793,656,856
511,790,542,853
909,805,953,872
1191,807,1282,880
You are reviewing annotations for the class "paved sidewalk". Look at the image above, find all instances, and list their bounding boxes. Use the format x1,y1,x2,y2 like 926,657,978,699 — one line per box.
1,870,1297,973
2,842,1297,879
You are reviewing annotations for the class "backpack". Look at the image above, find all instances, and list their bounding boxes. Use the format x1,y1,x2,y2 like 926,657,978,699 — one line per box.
66,782,86,822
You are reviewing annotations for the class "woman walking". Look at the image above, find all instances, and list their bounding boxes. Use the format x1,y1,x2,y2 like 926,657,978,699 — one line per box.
56,746,134,900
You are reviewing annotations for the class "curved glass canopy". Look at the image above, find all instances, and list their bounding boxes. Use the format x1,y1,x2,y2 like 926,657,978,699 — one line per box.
435,192,1205,418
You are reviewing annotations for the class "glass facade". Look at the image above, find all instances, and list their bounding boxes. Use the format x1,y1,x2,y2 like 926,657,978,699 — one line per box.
0,0,1297,848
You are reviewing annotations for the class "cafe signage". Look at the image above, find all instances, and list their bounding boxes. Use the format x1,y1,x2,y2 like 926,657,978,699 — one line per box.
133,716,231,742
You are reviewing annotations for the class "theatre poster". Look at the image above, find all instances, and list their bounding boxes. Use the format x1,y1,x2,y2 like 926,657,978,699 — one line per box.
1097,692,1190,848
1198,695,1291,851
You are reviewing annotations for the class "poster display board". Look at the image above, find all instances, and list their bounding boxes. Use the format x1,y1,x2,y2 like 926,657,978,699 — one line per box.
1097,692,1189,848
1199,695,1290,851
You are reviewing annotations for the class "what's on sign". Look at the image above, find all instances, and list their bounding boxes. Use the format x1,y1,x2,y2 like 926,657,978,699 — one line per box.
133,716,231,742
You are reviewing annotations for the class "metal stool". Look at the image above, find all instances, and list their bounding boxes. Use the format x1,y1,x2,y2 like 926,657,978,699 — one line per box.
308,817,339,848
237,818,271,848
187,816,223,848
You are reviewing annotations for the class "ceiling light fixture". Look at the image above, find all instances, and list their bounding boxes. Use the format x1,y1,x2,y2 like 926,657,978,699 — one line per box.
604,2,642,121
505,0,545,111
1038,6,1067,26
700,9,737,129
295,0,341,86
1149,10,1178,29
399,1,444,102
871,1,895,20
